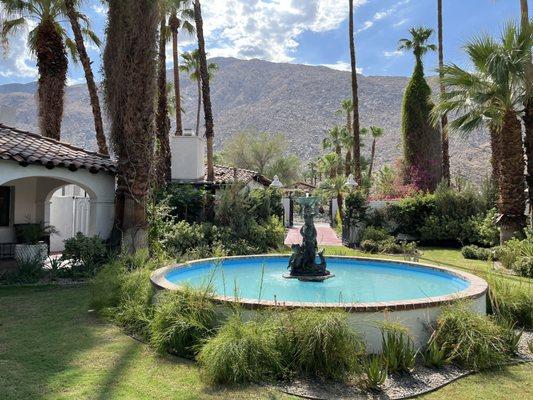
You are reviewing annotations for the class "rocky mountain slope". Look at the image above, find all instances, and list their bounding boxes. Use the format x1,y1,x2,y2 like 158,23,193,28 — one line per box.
0,57,490,181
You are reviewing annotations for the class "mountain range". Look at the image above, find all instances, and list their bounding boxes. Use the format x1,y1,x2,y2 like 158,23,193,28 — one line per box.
0,57,490,182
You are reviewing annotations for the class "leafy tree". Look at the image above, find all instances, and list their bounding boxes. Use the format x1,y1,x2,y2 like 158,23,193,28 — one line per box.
180,49,217,136
1,0,98,139
399,26,442,191
265,155,301,186
433,24,531,242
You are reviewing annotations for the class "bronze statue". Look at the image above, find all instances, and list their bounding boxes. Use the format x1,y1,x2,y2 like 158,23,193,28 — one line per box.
286,197,332,281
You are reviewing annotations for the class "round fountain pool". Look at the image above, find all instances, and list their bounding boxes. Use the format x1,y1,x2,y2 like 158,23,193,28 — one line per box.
151,255,487,351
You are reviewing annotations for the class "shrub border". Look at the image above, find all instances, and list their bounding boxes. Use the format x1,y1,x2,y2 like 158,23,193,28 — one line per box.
151,255,487,312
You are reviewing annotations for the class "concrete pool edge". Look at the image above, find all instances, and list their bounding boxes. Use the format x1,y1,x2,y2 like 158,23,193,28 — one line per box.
150,254,488,313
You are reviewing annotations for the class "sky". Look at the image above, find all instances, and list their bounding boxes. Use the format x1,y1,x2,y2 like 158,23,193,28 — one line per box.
0,0,527,85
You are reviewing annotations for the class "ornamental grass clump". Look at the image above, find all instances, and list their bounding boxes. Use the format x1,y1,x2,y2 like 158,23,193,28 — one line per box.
380,323,416,373
150,287,218,358
488,275,533,329
364,355,387,391
90,260,125,310
277,309,365,381
433,303,516,370
197,314,283,384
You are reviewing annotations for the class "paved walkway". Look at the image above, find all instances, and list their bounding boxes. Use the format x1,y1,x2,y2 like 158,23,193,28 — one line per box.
284,222,342,246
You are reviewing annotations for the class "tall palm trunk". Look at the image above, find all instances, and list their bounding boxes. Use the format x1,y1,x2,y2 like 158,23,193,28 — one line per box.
345,150,352,176
489,125,501,195
336,145,343,176
438,0,450,184
498,111,526,243
337,193,344,221
349,0,362,185
368,139,377,179
36,20,68,140
520,0,533,218
104,0,158,252
195,75,202,135
156,16,171,188
65,0,108,154
194,0,214,182
169,13,184,136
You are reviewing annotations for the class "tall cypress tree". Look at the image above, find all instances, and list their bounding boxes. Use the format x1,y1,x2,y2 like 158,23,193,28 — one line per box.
399,27,442,191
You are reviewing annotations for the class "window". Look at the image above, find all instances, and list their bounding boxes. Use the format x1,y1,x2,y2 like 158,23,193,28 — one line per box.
0,186,12,227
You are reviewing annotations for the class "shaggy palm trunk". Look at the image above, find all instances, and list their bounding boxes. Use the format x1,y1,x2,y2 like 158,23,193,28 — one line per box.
438,0,450,185
194,0,215,182
169,13,183,136
498,111,526,243
195,76,202,135
345,150,352,177
336,146,343,176
349,0,362,185
104,0,158,252
520,0,533,221
36,20,68,140
489,125,501,195
65,0,108,154
368,139,376,179
337,193,344,222
156,16,172,188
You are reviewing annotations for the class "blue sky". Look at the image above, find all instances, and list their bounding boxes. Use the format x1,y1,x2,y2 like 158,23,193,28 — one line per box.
0,0,526,85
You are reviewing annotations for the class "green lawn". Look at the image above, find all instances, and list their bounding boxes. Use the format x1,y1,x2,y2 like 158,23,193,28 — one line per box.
0,248,531,400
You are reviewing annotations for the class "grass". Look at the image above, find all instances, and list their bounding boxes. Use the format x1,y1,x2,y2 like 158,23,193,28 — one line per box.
0,247,531,399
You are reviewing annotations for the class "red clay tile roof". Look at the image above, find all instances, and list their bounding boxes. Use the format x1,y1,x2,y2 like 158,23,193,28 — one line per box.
209,164,271,186
0,124,116,174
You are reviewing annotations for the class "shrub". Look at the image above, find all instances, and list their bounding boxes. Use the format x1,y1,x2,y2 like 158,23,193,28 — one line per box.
362,226,391,242
380,323,416,373
513,256,533,278
433,303,515,370
344,191,368,225
488,275,533,329
13,256,44,283
151,288,218,358
364,355,387,390
164,221,206,256
62,233,109,277
461,245,494,261
360,240,380,254
422,339,450,369
276,309,365,381
161,183,207,223
90,260,125,310
198,314,283,384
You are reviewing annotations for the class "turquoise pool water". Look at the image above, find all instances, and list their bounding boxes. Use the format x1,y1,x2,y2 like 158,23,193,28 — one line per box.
164,256,469,304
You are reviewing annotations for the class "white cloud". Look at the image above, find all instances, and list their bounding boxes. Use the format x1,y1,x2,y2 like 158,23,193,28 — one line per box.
358,0,411,33
383,50,403,57
92,4,107,15
393,18,408,27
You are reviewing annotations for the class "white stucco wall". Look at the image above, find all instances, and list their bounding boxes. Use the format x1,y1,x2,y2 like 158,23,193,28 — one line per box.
0,160,116,246
170,135,205,181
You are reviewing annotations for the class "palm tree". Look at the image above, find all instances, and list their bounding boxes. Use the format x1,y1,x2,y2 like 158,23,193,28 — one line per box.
103,0,158,251
193,0,216,182
366,126,384,180
1,0,98,140
437,0,450,184
336,99,353,134
322,126,345,176
340,126,355,177
167,0,195,136
319,153,341,180
179,49,217,136
155,6,171,188
399,26,442,191
348,0,362,185
319,176,350,221
433,25,531,242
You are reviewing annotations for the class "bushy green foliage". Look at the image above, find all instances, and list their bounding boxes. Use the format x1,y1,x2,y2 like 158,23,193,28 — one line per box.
343,191,368,225
512,257,533,278
62,233,109,276
12,256,44,283
198,314,283,384
151,288,218,358
488,275,533,329
364,355,387,390
160,184,207,223
433,303,517,370
498,233,533,277
362,226,391,242
461,245,494,261
380,323,416,373
90,260,125,310
276,309,365,381
422,339,450,368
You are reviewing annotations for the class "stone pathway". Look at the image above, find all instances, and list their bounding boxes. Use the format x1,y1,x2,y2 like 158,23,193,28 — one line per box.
285,222,342,246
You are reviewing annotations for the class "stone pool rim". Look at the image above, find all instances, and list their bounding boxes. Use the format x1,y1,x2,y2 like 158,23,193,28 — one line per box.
150,255,488,313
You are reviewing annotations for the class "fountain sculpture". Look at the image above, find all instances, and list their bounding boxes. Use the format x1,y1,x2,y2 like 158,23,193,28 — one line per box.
285,196,333,281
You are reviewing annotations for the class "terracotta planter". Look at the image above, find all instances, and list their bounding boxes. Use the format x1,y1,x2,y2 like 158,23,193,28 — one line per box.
14,242,48,265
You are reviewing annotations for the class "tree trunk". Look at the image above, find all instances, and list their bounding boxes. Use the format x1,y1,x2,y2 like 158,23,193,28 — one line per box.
169,13,183,136
345,150,352,177
520,0,533,222
35,21,67,140
368,139,376,180
194,0,215,182
65,0,108,154
438,0,450,185
336,145,343,176
498,111,526,243
156,16,171,188
104,0,158,252
196,76,202,135
349,0,362,185
489,125,501,195
337,193,344,222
